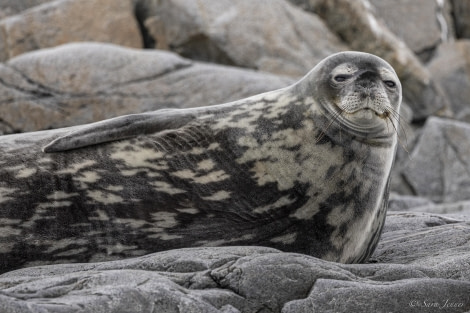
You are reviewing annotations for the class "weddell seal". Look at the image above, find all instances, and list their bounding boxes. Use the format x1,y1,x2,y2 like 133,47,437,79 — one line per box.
0,51,401,272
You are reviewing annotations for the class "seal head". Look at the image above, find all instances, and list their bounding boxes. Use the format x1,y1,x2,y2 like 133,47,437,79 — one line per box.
296,51,402,143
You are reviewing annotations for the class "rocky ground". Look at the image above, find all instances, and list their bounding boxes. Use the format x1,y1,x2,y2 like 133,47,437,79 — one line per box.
1,0,470,312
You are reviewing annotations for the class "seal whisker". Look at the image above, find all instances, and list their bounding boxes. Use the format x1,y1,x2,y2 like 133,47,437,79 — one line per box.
386,114,410,155
315,110,344,144
386,107,410,155
387,107,408,140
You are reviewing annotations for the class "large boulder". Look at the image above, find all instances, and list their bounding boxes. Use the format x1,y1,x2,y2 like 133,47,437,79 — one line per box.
1,211,469,313
0,0,142,62
142,0,347,77
369,0,454,61
402,117,470,203
428,40,470,122
0,42,294,134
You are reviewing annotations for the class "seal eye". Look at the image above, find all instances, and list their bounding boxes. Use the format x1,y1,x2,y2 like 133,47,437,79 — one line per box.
384,80,396,88
334,75,348,82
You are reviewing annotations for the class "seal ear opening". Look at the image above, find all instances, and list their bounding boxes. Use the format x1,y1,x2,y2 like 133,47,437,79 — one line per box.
42,109,196,153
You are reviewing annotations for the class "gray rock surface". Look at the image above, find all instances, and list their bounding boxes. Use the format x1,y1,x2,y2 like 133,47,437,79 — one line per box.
451,0,470,38
1,211,469,313
369,0,454,60
143,0,347,76
372,211,470,265
0,0,142,62
403,117,470,203
0,0,53,19
428,40,470,122
409,200,470,215
0,42,293,134
388,194,435,211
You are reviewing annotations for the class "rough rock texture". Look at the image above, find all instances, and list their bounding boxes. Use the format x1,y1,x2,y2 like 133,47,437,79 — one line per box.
388,194,435,212
0,0,142,62
409,200,470,215
1,211,469,313
0,0,54,19
428,40,470,122
295,0,450,120
143,0,347,77
403,117,470,203
369,0,454,60
451,0,470,38
0,42,293,134
372,211,470,265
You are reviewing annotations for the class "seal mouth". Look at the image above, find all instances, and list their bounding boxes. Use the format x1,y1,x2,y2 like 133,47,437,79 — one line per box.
352,108,390,119
341,107,392,136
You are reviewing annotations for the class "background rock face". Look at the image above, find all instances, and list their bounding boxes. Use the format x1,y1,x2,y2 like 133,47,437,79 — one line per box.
144,0,347,76
428,40,470,122
0,0,141,62
370,0,454,61
1,0,470,312
451,0,470,38
403,117,470,203
0,0,54,19
0,43,293,133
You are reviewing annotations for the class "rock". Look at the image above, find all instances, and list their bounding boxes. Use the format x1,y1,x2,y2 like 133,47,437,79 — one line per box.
0,0,142,62
389,120,421,196
451,0,470,38
143,0,347,77
293,0,450,120
369,0,454,61
428,40,470,122
402,117,470,203
409,200,470,215
1,211,470,313
0,42,294,134
388,193,435,211
373,211,470,266
0,0,54,19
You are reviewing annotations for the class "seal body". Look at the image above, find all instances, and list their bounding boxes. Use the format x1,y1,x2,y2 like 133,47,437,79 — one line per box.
0,52,401,273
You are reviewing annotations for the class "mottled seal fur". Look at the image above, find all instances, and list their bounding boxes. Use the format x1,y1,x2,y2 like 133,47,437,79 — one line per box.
0,51,401,273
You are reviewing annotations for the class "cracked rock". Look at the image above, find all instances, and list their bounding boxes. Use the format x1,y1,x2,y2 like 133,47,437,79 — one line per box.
0,42,294,134
372,211,470,266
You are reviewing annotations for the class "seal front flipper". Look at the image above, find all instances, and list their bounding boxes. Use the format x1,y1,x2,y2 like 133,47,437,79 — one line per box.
42,108,197,153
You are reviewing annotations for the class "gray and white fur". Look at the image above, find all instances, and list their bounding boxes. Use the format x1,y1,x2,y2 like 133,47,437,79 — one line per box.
0,51,401,273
